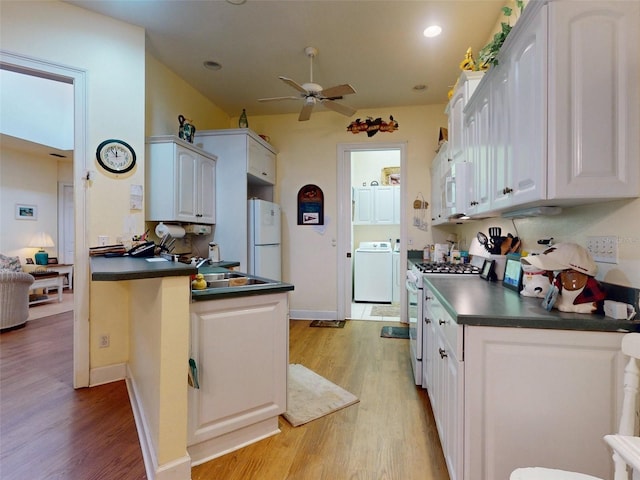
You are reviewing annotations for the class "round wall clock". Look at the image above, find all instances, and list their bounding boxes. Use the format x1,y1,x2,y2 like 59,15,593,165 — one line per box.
96,139,136,174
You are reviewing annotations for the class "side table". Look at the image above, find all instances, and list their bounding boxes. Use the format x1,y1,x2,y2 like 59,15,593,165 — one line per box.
29,274,64,306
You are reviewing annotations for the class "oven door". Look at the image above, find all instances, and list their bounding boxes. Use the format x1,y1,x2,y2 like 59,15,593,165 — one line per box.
406,273,423,385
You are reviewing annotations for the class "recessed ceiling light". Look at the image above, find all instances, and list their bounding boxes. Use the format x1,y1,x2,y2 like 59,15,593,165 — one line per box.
413,84,428,91
423,25,442,38
203,60,222,71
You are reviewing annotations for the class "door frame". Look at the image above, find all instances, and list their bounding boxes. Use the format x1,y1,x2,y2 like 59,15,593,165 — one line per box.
336,142,408,322
1,51,89,388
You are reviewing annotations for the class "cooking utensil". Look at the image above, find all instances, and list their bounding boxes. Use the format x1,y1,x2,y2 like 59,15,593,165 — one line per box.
477,232,490,252
488,227,502,238
500,236,513,255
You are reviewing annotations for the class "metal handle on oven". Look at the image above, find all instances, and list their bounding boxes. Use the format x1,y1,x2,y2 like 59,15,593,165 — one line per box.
405,280,419,294
439,348,448,359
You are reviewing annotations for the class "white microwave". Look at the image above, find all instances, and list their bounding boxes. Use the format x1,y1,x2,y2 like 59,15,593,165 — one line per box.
443,161,473,219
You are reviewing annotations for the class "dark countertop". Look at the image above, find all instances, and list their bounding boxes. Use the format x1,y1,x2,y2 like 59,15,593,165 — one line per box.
90,256,197,281
90,256,294,299
423,275,640,333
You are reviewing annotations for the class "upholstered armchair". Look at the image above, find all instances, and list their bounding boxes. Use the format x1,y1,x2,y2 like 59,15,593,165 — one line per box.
0,270,34,331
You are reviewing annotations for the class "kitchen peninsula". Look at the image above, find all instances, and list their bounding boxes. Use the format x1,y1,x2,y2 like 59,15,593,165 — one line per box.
90,256,293,479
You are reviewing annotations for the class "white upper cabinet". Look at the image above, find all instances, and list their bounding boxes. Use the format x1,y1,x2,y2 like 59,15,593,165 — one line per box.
353,185,399,225
461,0,639,218
447,71,485,164
547,0,639,200
146,136,217,224
247,135,276,185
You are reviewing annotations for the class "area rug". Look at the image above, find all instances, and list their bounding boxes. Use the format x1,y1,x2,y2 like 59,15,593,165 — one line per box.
309,320,346,328
380,326,410,339
282,364,359,427
28,292,74,321
371,305,401,317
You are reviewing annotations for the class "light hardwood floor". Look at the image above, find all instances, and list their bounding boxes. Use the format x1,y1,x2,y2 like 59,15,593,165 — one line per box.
0,313,448,480
192,319,449,480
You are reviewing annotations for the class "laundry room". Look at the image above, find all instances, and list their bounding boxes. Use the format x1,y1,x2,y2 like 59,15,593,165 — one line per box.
351,149,401,305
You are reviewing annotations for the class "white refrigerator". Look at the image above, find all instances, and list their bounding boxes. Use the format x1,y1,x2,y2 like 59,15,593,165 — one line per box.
248,199,281,280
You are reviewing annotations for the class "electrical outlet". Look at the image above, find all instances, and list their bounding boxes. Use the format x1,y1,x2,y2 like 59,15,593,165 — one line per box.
99,334,110,348
586,236,618,264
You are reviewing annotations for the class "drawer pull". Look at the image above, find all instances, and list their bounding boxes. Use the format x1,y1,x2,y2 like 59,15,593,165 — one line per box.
439,348,448,359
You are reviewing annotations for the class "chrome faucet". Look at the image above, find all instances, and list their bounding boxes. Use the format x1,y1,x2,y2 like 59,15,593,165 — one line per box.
194,258,210,269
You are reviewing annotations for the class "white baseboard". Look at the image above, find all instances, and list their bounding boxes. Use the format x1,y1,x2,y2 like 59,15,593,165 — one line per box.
289,309,338,321
89,363,126,386
125,366,192,480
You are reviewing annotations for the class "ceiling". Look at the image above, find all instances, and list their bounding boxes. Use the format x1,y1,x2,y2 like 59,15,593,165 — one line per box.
65,0,504,119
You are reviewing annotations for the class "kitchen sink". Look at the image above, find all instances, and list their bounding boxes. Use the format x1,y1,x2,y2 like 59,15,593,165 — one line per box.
194,271,279,291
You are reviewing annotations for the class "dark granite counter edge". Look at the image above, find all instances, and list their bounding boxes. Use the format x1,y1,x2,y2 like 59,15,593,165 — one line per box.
90,256,196,281
191,283,295,301
423,275,640,333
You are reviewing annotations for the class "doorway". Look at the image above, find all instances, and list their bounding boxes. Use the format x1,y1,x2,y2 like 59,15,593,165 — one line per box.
337,142,408,323
1,52,89,388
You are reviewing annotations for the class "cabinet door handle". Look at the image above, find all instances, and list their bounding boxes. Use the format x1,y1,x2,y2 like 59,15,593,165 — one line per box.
439,348,448,359
438,319,447,325
196,213,203,217
424,317,431,324
502,187,513,195
262,171,267,176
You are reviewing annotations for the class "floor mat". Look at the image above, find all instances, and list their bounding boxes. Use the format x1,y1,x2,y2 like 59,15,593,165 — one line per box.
282,364,359,427
380,326,409,339
371,305,401,317
310,320,346,328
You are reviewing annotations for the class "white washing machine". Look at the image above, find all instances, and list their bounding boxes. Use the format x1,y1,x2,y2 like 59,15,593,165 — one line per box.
354,241,393,303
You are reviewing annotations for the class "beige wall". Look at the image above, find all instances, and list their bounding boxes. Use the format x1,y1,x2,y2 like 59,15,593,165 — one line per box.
145,53,230,137
233,105,448,313
0,145,69,259
453,199,640,288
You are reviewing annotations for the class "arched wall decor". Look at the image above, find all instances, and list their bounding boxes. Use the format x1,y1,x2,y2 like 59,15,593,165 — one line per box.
297,184,324,225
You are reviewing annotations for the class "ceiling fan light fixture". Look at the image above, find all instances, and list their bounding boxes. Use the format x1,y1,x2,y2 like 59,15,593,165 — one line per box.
423,25,442,38
203,60,222,71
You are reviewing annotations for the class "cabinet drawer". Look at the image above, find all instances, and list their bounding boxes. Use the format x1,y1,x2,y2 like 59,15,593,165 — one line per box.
426,293,460,359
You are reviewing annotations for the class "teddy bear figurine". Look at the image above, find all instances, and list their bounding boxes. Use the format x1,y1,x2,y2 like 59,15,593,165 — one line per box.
520,243,606,313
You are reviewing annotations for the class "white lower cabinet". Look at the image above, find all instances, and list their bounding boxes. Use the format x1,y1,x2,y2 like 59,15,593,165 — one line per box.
422,296,625,480
187,292,289,465
464,326,624,480
423,289,463,480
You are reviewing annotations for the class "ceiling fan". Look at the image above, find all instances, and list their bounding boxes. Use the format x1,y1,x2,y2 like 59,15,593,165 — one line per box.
258,47,357,122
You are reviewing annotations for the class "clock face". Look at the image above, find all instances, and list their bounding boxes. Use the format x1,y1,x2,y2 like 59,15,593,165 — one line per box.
96,139,136,174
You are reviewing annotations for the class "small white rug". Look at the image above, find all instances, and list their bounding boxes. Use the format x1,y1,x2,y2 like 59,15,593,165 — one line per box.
28,292,74,321
283,364,360,427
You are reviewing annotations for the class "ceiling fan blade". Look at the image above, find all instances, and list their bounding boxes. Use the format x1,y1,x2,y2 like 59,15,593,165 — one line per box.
258,95,300,102
298,103,314,121
279,76,308,94
320,83,356,98
322,99,356,117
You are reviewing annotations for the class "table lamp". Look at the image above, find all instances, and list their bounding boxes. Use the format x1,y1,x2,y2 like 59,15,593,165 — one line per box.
29,232,55,265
